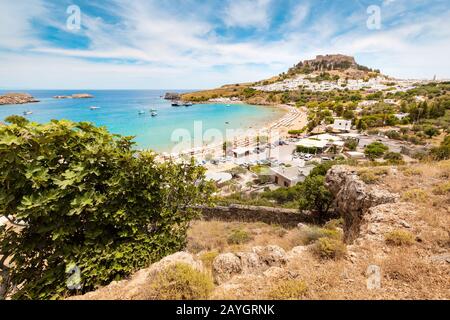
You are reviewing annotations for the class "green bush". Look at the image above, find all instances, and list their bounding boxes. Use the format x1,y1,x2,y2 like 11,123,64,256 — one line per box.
298,176,333,215
227,229,252,245
0,117,213,299
144,263,214,300
364,142,389,160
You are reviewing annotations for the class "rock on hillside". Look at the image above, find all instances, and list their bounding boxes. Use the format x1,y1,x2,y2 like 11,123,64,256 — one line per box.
0,93,39,105
68,252,203,300
325,166,399,243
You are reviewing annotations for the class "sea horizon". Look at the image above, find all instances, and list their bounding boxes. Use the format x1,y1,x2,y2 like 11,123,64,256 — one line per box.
0,89,285,152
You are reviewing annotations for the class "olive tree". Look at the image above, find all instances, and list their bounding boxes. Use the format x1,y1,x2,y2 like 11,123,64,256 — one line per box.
0,117,213,299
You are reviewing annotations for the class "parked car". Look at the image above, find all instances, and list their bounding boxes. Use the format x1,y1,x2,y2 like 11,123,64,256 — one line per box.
304,154,313,161
321,156,332,162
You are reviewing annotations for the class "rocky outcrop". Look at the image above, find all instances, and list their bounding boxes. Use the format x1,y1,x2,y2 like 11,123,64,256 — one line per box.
212,245,287,285
325,166,399,243
68,252,203,300
0,93,39,105
54,93,93,99
164,92,181,100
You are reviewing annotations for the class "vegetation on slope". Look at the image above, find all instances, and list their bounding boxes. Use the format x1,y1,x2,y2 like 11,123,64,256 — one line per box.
0,116,213,299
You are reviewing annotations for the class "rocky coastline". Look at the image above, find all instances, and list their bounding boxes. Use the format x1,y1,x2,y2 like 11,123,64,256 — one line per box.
0,93,39,105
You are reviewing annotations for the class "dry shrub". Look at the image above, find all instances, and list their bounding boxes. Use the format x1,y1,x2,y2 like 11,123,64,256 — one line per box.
267,280,308,300
227,229,253,245
323,218,344,230
401,188,428,203
311,238,347,260
382,249,446,287
143,263,214,300
358,167,389,184
432,181,450,195
400,167,423,177
301,226,342,245
199,251,219,271
385,230,415,246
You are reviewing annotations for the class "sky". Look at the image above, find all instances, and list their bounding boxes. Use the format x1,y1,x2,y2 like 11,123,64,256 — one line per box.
0,0,449,90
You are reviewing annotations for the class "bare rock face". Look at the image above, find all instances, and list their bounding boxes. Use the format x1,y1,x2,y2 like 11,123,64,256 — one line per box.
212,246,287,285
0,93,39,105
164,92,181,100
68,252,203,300
325,166,399,243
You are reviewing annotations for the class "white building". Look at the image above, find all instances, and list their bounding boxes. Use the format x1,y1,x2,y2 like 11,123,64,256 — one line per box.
332,119,352,132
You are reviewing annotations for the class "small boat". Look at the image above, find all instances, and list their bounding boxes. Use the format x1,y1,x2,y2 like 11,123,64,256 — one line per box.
150,108,157,112
138,110,146,115
184,102,193,107
23,111,33,115
151,111,158,117
90,106,100,110
172,101,182,107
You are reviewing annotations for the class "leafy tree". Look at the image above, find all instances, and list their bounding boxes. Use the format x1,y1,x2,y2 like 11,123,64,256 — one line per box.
364,142,389,160
298,176,333,215
0,117,213,299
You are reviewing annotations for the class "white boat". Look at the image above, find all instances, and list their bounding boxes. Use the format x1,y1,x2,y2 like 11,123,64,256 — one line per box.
23,111,33,115
151,111,158,117
172,101,182,107
184,102,193,107
90,106,100,110
138,110,146,115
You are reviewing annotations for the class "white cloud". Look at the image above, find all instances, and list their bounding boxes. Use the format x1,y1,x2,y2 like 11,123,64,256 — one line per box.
0,0,449,89
223,0,272,29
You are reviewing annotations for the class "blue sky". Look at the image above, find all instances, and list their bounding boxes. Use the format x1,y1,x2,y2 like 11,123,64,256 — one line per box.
0,0,449,89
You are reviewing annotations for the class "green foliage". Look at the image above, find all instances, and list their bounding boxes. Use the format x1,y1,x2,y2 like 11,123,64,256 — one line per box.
364,142,389,160
288,128,305,135
0,117,213,299
423,126,440,138
344,138,358,151
227,229,252,245
298,176,333,215
384,152,404,164
143,263,214,300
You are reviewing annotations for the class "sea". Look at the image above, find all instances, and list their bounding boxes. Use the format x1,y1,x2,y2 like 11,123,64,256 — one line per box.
0,90,285,152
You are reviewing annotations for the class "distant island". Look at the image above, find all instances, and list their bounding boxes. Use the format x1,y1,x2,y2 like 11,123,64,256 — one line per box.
54,93,94,99
0,93,39,105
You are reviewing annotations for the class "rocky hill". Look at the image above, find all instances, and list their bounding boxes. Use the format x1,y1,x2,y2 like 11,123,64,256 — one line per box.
285,54,380,79
181,54,386,103
68,161,449,300
0,93,39,105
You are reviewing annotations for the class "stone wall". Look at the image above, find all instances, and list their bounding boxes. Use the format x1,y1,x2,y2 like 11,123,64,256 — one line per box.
200,204,310,227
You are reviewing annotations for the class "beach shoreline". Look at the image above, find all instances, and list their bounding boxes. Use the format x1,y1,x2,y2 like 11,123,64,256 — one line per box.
158,104,308,160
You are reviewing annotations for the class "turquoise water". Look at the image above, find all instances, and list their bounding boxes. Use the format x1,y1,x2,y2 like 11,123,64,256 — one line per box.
0,90,285,152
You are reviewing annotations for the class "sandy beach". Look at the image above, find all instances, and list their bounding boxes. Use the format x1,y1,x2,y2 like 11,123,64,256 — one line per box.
160,104,308,160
